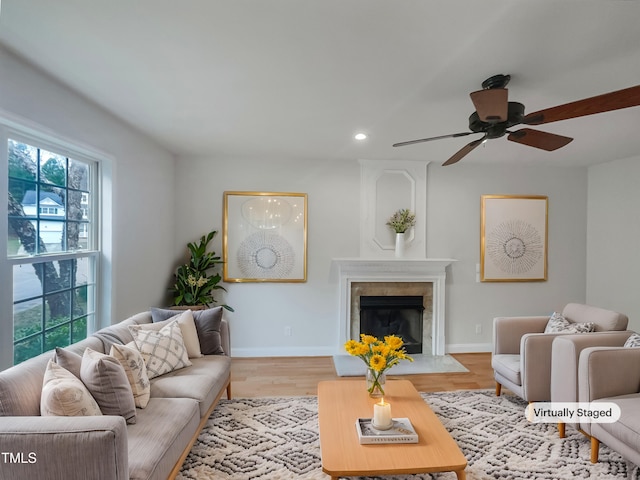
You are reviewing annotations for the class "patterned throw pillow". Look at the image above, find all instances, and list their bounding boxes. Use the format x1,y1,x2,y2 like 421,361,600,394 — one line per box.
141,310,203,358
41,359,102,417
544,312,596,334
110,343,151,408
80,348,137,424
624,333,640,348
128,320,192,379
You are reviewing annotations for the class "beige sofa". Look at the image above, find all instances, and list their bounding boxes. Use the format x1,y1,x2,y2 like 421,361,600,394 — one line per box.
0,309,231,480
492,303,628,402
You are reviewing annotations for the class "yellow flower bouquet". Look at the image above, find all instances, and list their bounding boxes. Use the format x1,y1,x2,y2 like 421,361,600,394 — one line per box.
344,334,413,396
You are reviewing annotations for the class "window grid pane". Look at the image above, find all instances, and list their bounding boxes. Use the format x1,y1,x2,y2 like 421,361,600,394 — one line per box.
8,139,93,257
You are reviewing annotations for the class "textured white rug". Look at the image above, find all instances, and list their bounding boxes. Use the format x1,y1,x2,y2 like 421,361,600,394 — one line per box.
332,354,469,376
178,389,635,479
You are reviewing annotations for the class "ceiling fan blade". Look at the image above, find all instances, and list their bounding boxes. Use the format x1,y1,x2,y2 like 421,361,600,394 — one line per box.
470,88,508,122
523,85,640,125
507,128,573,151
442,136,486,166
393,131,476,147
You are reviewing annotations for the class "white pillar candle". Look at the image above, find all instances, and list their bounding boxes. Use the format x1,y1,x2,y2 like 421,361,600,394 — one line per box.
373,398,392,428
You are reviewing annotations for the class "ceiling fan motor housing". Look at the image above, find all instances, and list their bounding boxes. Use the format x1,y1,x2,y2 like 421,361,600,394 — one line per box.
469,102,524,138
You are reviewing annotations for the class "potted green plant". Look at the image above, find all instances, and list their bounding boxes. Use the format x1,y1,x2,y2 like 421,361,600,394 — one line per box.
171,230,233,311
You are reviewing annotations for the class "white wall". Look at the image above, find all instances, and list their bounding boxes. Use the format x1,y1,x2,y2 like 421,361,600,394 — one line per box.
587,154,640,332
176,155,589,356
0,46,176,326
428,164,588,351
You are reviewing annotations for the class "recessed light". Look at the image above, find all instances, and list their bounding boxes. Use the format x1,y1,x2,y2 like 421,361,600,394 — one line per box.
354,133,367,141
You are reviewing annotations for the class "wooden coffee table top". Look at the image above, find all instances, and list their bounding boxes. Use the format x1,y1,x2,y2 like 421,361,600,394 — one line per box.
317,379,467,480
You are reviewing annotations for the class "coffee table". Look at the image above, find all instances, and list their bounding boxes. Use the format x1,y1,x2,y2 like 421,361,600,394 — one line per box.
317,379,467,480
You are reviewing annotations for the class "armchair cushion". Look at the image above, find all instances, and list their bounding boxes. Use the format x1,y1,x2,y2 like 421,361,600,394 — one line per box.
491,354,520,385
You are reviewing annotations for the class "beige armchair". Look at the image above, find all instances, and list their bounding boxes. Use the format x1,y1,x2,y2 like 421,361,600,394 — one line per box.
492,303,628,402
578,345,640,465
551,331,634,437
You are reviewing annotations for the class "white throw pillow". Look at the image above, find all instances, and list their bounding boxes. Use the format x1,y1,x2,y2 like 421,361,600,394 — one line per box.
41,359,102,417
544,312,595,334
110,343,151,408
624,333,640,348
129,320,192,379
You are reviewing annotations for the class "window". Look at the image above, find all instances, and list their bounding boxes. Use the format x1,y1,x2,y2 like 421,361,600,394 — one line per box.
7,137,98,365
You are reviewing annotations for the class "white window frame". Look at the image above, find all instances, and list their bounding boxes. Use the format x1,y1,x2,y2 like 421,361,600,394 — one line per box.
0,110,113,370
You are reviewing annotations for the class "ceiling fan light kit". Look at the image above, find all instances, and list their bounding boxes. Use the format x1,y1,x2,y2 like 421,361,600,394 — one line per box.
393,74,640,166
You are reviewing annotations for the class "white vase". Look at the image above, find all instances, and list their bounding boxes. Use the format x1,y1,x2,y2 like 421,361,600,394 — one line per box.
395,232,405,258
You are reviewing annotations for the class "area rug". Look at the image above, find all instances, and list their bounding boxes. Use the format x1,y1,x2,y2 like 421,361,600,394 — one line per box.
177,390,635,480
332,354,468,376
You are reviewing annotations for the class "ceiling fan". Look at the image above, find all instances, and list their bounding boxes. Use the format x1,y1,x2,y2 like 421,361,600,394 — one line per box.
392,74,640,166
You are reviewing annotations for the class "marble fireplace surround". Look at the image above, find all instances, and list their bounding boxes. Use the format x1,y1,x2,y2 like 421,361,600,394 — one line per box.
331,258,456,356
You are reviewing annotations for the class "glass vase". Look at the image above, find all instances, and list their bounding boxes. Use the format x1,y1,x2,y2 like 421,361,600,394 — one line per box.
366,368,386,398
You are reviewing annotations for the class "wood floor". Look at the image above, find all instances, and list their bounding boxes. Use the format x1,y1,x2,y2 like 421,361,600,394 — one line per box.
230,353,494,398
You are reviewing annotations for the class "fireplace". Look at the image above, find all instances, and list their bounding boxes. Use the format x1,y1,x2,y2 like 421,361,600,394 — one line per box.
331,258,455,356
360,295,424,354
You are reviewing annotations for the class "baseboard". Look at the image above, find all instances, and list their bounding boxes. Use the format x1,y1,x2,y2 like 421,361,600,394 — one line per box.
230,346,337,358
446,343,492,353
231,343,492,357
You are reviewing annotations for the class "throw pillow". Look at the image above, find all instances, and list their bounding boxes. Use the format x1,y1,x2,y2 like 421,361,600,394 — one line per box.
128,320,192,379
54,347,83,378
624,333,640,348
41,359,102,417
80,348,137,424
544,312,596,334
110,343,151,408
142,309,203,358
151,306,224,355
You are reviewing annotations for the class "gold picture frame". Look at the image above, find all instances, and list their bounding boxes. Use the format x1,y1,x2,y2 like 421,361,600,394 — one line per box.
480,195,548,282
223,191,307,283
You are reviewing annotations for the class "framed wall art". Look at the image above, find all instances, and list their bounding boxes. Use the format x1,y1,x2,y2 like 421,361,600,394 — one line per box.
480,195,548,282
223,191,307,282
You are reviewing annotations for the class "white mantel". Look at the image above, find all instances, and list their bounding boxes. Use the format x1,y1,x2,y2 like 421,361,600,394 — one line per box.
331,258,456,355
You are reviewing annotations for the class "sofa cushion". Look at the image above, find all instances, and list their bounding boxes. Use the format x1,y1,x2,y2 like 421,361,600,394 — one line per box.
127,397,200,480
54,347,83,378
41,359,102,417
544,312,595,334
152,306,224,355
0,351,53,416
149,355,231,416
93,316,145,352
129,320,192,379
80,348,137,424
110,343,151,408
144,309,203,358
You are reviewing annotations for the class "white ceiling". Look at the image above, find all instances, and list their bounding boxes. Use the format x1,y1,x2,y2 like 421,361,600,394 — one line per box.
1,0,640,167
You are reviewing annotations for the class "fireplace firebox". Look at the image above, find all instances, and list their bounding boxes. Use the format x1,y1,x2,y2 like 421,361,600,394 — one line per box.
359,295,424,354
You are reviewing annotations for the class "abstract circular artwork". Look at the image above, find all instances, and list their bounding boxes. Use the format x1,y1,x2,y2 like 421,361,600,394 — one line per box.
486,219,544,275
237,231,295,279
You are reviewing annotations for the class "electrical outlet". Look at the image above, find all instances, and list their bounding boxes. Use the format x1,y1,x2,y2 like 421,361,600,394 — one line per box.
475,324,482,335
284,326,292,337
